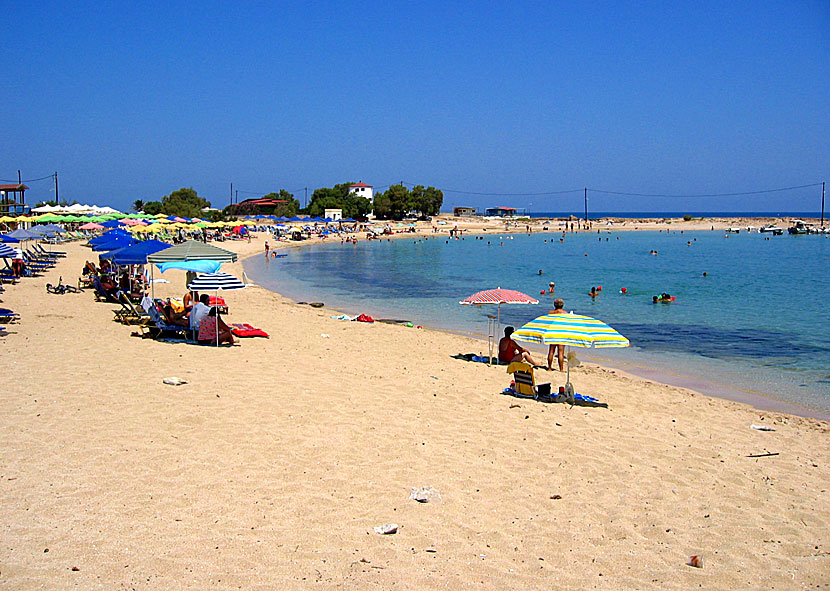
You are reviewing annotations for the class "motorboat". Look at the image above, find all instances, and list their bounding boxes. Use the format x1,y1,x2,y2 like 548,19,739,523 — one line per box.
787,220,810,235
726,227,741,233
759,225,784,235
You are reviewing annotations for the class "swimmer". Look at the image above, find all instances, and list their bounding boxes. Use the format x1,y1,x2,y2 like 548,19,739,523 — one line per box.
548,282,555,293
589,286,598,297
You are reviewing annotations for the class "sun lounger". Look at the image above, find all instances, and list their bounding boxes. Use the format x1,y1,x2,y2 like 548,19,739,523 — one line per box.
113,291,152,325
139,299,192,340
0,308,20,323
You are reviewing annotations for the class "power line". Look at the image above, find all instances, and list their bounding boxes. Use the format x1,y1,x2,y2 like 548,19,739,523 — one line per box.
400,182,582,196
0,173,55,183
587,182,824,198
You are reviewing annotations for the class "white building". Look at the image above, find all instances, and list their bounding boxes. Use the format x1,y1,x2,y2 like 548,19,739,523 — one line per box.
324,208,343,221
348,181,373,202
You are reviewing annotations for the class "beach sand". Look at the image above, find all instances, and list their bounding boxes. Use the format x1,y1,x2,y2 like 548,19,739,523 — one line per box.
0,228,827,590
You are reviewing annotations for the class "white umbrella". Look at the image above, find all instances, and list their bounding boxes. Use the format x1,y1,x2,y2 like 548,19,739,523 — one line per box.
187,272,246,346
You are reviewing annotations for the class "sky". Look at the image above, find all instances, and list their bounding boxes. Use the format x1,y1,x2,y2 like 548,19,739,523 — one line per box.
2,0,828,214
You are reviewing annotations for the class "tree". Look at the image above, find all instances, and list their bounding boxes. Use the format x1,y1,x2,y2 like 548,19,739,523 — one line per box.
160,187,211,218
409,185,443,217
306,182,372,219
143,201,163,215
373,184,412,220
132,199,145,213
34,198,78,208
266,190,300,217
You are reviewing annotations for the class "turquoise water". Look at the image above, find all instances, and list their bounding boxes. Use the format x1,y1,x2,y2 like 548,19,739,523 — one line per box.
244,230,830,416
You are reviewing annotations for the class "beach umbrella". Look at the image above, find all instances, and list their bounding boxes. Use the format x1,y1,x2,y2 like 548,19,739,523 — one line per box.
4,228,45,241
79,222,105,230
187,272,247,346
513,313,629,404
0,243,17,258
459,288,539,363
92,237,135,251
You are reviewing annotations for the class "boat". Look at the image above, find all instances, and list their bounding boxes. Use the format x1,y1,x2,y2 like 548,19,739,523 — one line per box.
726,227,741,233
787,220,810,235
759,225,784,235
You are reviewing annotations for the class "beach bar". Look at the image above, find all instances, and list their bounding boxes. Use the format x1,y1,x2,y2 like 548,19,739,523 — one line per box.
0,183,29,215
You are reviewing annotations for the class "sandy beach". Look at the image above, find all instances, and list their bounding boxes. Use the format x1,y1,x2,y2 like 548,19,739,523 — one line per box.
1,223,828,590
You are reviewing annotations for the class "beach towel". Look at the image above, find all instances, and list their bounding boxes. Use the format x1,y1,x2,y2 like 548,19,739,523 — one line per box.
230,323,269,338
356,313,374,323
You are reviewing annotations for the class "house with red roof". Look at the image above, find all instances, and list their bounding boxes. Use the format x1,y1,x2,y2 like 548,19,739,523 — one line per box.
348,181,373,202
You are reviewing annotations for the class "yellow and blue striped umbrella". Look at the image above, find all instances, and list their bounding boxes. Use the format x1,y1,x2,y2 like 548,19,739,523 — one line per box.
513,313,629,349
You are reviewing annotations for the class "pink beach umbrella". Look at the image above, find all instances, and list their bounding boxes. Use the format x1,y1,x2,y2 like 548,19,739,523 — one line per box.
459,288,539,362
79,222,105,230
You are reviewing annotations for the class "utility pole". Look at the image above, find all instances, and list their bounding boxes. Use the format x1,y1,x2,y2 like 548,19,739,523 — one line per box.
821,181,825,228
230,182,233,207
18,170,21,185
235,190,238,205
304,187,308,209
54,172,59,203
584,187,588,227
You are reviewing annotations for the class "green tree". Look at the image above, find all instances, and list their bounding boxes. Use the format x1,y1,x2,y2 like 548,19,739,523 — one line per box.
160,187,211,218
373,184,412,220
143,201,163,215
307,182,372,219
265,190,300,217
409,185,443,217
132,199,145,213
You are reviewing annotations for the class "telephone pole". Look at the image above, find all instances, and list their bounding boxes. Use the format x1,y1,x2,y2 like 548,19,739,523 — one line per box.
304,187,308,209
54,172,59,203
230,182,233,207
821,181,825,228
584,187,588,227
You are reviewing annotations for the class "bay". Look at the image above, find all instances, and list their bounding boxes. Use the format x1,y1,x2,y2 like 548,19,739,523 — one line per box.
244,229,830,416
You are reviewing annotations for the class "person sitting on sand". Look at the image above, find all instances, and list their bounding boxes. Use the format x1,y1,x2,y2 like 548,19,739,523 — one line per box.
189,294,211,331
547,298,568,372
499,326,539,366
198,307,235,345
183,290,197,313
163,303,190,328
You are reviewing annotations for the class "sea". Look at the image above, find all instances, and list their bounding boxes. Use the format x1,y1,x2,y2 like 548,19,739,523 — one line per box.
244,223,830,419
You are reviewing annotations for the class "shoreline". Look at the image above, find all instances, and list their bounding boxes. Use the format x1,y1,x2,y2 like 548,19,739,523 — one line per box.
246,227,830,422
2,227,828,590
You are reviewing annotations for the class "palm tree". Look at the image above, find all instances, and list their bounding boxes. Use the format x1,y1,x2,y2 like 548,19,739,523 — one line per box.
132,199,145,213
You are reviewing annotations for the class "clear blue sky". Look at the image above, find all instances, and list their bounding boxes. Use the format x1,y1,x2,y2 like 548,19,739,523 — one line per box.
2,0,828,214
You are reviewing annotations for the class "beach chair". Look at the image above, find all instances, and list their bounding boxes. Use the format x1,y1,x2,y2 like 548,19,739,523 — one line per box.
506,362,559,401
113,291,152,325
91,276,119,303
140,300,191,340
35,243,66,257
0,308,20,324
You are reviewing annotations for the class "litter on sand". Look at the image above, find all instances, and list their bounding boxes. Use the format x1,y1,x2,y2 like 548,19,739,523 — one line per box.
162,377,188,386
